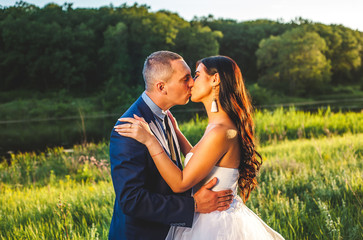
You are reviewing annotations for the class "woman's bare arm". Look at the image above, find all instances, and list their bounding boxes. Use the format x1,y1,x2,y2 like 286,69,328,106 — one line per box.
145,127,228,192
115,116,228,193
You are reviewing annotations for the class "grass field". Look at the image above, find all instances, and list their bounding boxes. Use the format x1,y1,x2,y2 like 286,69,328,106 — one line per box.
179,107,363,146
1,109,362,239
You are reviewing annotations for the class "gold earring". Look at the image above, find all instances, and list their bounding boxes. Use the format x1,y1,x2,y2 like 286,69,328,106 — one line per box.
211,86,218,113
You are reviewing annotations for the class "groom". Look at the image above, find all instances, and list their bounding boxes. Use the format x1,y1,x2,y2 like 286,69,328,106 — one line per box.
109,51,233,239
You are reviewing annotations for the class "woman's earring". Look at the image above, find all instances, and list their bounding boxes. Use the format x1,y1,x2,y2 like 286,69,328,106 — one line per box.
211,86,218,113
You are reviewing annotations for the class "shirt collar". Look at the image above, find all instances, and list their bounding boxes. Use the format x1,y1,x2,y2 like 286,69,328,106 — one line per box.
142,91,167,121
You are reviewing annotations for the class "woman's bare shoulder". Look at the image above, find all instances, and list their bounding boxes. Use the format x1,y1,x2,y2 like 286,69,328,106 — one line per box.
205,124,238,142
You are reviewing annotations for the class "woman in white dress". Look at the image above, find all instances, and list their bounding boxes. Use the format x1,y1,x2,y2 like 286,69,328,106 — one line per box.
115,56,284,239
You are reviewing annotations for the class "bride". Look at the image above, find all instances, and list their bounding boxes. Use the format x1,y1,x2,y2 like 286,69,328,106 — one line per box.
115,56,284,239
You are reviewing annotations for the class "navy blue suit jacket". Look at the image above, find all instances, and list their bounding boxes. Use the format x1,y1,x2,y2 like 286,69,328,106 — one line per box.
108,96,195,240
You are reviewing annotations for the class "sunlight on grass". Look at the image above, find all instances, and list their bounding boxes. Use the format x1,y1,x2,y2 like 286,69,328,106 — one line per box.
1,109,362,239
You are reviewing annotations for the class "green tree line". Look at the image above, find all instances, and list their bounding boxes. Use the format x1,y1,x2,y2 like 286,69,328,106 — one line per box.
1,2,362,100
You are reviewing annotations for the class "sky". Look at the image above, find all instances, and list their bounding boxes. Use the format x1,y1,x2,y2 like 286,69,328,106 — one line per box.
2,0,363,31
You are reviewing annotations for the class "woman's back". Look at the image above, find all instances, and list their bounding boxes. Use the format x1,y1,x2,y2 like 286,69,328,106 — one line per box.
193,123,241,169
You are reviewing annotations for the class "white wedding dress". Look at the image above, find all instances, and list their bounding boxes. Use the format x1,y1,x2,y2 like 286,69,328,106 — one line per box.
166,153,284,240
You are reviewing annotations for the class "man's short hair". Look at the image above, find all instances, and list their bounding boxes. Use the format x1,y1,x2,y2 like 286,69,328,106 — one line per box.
142,51,183,90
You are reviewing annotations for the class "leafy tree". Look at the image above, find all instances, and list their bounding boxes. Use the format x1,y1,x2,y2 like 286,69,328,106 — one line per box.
256,27,331,96
113,5,190,85
0,2,362,100
98,22,133,111
330,26,362,83
99,22,129,84
356,31,363,89
0,3,98,91
197,17,291,82
173,23,222,69
305,24,362,84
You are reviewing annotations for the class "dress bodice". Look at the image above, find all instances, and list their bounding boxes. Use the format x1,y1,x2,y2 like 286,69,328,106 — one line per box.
166,153,285,240
184,152,239,196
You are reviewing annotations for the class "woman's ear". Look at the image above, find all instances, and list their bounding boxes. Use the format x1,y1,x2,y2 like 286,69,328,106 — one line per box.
211,73,220,87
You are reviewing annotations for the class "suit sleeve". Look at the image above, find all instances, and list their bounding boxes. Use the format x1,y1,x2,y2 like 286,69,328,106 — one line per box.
110,126,195,227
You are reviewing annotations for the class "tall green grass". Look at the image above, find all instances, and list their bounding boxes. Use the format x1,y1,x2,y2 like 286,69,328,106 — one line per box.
0,142,110,187
1,133,362,239
0,181,113,239
180,107,363,145
250,134,363,240
1,108,362,239
254,107,363,144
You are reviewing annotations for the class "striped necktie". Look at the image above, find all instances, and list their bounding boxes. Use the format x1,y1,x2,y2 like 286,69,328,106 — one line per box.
164,116,178,165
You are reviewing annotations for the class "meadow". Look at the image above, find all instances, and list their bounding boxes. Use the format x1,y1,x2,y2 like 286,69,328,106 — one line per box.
0,108,362,239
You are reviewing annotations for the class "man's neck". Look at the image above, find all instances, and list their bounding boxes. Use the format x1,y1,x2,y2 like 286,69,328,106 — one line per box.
145,90,171,111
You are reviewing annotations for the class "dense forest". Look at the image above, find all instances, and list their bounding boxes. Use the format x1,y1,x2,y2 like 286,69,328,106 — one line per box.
1,1,363,112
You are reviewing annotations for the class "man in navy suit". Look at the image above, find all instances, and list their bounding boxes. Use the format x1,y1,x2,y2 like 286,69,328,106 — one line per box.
109,51,233,240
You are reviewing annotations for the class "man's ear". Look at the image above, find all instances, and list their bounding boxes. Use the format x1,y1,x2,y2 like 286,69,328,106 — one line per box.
211,73,220,87
155,81,166,94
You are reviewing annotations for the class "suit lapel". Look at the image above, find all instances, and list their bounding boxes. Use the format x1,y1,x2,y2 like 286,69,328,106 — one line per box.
137,97,171,156
149,121,169,152
138,96,182,169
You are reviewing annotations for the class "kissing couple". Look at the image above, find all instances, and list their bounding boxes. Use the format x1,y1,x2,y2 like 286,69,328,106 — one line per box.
108,51,284,240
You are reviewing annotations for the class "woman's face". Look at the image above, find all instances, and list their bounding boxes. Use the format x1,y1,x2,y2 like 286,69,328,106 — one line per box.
191,63,213,102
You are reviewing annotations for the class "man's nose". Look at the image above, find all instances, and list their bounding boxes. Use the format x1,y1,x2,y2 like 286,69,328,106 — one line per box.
188,77,194,87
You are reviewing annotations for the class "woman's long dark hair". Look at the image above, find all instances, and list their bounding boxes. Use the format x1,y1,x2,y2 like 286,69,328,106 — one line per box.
197,56,262,202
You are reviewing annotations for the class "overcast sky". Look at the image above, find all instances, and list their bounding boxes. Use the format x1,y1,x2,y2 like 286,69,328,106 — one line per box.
2,0,363,31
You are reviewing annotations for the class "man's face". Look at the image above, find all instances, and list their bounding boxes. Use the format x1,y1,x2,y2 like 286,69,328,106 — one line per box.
164,59,194,106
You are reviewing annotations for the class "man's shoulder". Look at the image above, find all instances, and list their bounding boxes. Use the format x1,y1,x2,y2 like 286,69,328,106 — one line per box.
120,96,148,118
